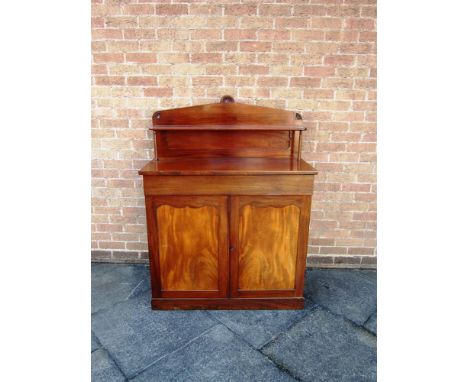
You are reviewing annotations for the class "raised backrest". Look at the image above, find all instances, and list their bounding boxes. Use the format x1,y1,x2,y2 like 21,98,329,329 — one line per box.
151,96,305,159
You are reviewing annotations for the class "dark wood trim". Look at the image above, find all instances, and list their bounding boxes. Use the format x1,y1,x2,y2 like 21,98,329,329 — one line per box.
145,196,162,298
294,196,312,297
151,297,304,310
151,124,306,131
138,157,318,176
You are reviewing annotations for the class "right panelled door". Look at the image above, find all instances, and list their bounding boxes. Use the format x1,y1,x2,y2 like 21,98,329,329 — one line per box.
229,195,311,298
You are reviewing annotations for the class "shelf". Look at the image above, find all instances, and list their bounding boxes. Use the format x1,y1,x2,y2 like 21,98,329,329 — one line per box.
138,157,317,176
150,124,306,131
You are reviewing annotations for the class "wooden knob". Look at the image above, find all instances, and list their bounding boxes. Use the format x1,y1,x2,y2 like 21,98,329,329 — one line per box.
220,95,235,103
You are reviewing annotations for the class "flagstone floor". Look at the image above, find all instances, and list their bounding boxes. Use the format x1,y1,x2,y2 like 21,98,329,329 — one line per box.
92,263,376,382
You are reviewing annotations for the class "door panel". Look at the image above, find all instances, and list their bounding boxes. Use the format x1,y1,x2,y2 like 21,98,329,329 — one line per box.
157,205,219,291
147,196,228,298
238,204,300,290
230,195,311,298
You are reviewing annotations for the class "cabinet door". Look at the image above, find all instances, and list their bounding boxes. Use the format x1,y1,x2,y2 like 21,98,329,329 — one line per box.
230,195,311,298
146,196,228,298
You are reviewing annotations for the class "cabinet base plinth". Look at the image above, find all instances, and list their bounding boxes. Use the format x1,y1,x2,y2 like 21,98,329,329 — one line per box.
151,297,304,310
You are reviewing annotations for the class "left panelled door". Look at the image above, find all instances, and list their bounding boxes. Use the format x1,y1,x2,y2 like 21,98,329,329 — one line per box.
145,195,229,299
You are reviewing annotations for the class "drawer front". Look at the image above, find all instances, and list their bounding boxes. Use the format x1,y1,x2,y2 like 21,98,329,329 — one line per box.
143,175,314,196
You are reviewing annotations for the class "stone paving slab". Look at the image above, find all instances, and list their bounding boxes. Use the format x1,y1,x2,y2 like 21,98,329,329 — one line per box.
304,269,377,326
132,324,296,382
208,298,315,349
92,264,150,314
262,306,377,382
364,311,377,335
91,264,377,381
92,292,218,379
91,331,101,353
91,349,126,382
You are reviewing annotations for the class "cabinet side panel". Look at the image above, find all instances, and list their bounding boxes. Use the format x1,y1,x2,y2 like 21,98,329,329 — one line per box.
157,205,219,291
238,204,300,290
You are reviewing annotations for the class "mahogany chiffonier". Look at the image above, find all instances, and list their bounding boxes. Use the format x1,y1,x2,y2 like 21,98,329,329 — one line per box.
138,96,317,310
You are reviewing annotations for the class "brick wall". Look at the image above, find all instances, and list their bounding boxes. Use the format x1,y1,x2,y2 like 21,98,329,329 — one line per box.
91,0,377,268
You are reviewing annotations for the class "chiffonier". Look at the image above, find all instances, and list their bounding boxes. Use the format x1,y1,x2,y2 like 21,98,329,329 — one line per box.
139,96,317,310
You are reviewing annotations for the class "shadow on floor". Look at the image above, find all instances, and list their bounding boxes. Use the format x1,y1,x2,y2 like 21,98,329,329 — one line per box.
92,264,376,382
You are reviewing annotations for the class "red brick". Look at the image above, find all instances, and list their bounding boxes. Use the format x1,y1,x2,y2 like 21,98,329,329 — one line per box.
94,76,125,86
257,77,288,87
189,5,222,15
291,30,324,41
305,66,335,76
348,247,375,255
257,30,290,40
224,29,257,40
93,53,124,63
95,224,123,233
309,17,342,29
124,29,156,39
191,53,222,63
92,29,123,40
276,17,308,28
192,76,223,87
122,4,155,15
239,65,269,75
92,17,104,28
126,53,157,63
327,5,361,17
144,88,173,97
259,4,291,16
155,4,188,15
127,76,157,86
340,43,374,54
324,55,355,65
224,4,257,16
359,31,377,42
240,42,272,52
345,18,375,30
325,31,359,42
290,77,321,88
293,5,327,16
191,29,222,40
206,42,238,52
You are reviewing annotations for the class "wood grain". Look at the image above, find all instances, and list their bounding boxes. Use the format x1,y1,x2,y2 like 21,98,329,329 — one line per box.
157,130,293,158
153,100,301,126
143,175,315,196
237,204,300,291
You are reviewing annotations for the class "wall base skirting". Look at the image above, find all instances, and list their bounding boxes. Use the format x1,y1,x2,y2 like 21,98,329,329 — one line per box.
91,250,376,269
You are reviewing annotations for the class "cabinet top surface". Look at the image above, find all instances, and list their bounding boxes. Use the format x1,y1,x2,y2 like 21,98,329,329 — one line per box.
138,158,317,176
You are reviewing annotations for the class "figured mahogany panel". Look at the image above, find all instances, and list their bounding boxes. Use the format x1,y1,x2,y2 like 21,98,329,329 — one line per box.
157,205,218,291
230,196,311,298
238,204,300,290
150,196,228,297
